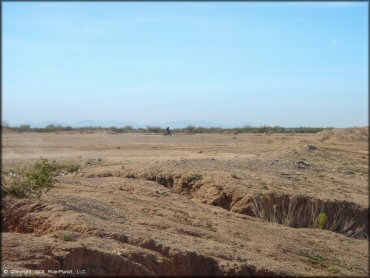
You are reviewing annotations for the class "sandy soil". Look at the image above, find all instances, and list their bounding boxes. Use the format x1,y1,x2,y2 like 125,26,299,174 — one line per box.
1,128,369,276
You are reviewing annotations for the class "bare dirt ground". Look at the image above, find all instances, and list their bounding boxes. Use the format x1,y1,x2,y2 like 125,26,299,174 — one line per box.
1,128,369,276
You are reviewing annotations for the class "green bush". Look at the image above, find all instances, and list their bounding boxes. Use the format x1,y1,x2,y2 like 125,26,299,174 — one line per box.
62,233,72,241
185,125,196,134
318,212,328,229
3,158,53,197
2,168,30,197
17,124,32,132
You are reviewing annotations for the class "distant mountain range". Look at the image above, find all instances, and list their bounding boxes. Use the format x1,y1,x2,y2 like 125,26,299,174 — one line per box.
147,120,235,129
23,119,239,129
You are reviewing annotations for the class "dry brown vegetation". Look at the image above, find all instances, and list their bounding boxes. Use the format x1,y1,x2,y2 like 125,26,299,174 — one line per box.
1,127,368,276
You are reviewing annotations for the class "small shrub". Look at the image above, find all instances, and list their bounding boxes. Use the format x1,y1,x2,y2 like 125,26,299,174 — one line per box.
44,124,57,132
4,168,30,197
17,124,32,132
27,158,53,188
185,125,196,134
3,158,53,197
62,233,72,241
318,212,328,229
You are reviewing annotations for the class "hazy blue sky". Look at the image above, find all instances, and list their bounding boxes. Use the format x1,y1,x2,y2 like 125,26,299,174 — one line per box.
3,2,368,127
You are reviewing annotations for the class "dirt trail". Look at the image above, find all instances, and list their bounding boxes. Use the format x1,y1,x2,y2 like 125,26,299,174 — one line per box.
1,130,368,276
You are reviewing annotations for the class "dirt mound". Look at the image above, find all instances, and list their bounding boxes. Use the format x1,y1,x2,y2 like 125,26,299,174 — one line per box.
316,127,368,143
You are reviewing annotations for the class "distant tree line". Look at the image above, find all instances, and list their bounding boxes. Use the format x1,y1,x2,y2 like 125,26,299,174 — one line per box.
2,123,332,134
